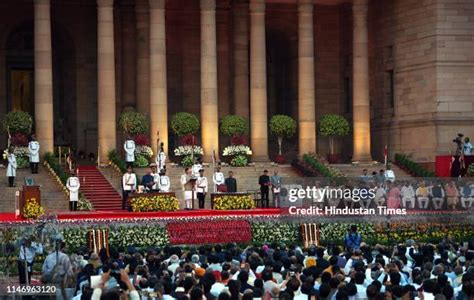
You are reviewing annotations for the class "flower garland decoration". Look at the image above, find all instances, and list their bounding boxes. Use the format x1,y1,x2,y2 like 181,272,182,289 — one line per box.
88,228,109,255
174,145,204,157
22,198,45,220
222,145,252,157
130,194,180,212
213,195,255,210
251,222,300,245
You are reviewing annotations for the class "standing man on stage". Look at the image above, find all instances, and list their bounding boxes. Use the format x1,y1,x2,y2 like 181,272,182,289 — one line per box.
6,145,17,187
122,166,137,210
225,171,237,193
196,169,208,209
150,164,160,192
156,142,166,172
124,136,136,168
28,134,40,174
259,170,271,208
270,169,282,208
192,159,203,177
66,170,80,211
18,236,43,285
159,169,171,192
181,168,195,209
213,165,226,192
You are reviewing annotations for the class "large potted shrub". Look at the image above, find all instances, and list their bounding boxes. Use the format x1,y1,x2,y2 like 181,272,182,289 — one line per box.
119,111,152,167
2,111,33,168
269,115,297,164
220,115,252,165
171,112,201,164
319,114,350,163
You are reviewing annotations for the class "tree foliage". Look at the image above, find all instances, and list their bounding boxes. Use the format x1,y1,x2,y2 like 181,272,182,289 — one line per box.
3,111,33,135
171,112,200,137
220,115,248,136
119,111,149,136
319,114,350,137
269,115,297,138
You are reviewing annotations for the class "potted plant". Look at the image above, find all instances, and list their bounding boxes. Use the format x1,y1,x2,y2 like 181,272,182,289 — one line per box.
269,115,297,164
119,111,152,167
220,115,251,165
319,114,350,163
171,112,201,164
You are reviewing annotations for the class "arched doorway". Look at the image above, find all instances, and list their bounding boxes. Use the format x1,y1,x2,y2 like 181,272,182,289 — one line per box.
5,21,77,148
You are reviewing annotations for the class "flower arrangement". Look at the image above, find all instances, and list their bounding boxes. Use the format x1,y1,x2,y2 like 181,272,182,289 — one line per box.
174,145,204,157
109,225,169,248
252,222,300,245
10,133,29,147
22,198,45,220
130,194,180,212
230,155,248,167
167,220,252,245
213,195,255,210
77,196,94,211
222,145,252,157
231,135,246,145
180,155,195,167
134,145,154,168
133,134,150,146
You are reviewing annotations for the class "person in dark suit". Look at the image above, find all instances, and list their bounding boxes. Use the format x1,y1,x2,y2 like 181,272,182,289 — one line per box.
225,171,237,193
259,170,271,208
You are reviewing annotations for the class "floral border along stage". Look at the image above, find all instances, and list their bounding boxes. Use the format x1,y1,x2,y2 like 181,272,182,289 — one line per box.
213,195,255,210
130,194,180,212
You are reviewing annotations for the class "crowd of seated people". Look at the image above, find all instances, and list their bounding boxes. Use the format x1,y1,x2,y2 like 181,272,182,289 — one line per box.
30,236,474,300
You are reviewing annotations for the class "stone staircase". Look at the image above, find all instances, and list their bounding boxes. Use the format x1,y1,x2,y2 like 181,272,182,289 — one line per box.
329,162,412,179
0,165,68,213
77,166,123,210
100,163,302,206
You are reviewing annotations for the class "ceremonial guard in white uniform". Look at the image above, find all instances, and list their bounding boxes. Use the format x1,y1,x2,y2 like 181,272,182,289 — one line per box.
28,135,40,174
124,138,136,167
122,166,137,211
6,146,17,187
155,142,166,172
159,170,171,192
66,171,81,211
213,166,226,192
192,160,203,177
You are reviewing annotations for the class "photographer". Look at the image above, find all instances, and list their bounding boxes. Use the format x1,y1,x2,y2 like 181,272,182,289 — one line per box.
18,236,43,284
454,133,464,156
91,268,140,300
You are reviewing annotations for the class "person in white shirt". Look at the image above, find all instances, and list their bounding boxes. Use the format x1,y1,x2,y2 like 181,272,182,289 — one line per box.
400,182,415,208
150,164,160,192
159,169,171,192
385,165,396,183
18,237,43,284
181,168,195,209
464,137,473,156
460,184,474,209
196,169,208,209
28,134,40,174
213,165,226,192
6,146,17,187
374,184,386,207
192,159,203,177
66,170,81,211
155,142,166,172
122,166,137,211
124,137,136,167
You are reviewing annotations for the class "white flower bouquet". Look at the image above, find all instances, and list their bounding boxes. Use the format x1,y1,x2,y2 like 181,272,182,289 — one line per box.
174,145,204,157
135,145,154,159
222,145,252,157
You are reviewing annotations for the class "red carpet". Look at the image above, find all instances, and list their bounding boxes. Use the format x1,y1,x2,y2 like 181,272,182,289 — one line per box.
77,165,122,210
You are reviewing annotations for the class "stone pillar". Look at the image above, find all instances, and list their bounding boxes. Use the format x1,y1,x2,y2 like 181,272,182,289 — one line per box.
233,1,249,119
200,0,219,161
149,0,168,155
121,3,136,111
97,0,117,162
249,0,268,161
298,0,316,157
34,0,54,155
135,0,150,115
352,0,372,162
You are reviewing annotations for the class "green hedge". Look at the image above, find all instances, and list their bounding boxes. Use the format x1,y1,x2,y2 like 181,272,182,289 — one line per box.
108,150,127,174
303,154,345,184
394,153,435,177
44,152,69,184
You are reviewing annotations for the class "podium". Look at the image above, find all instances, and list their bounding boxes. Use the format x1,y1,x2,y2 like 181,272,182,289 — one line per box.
19,185,41,215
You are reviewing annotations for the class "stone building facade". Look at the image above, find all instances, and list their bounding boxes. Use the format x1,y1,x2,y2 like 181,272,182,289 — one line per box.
0,0,472,166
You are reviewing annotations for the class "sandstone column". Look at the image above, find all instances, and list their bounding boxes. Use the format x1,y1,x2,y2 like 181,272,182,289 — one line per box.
149,0,168,155
121,3,136,111
352,0,372,162
200,0,219,161
249,0,268,161
298,0,316,157
233,1,249,119
34,0,54,155
97,0,117,162
135,0,150,115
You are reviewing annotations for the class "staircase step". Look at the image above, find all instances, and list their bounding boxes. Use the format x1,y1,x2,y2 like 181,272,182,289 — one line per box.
77,166,123,211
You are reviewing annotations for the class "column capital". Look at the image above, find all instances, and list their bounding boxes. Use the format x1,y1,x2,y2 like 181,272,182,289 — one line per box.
200,0,215,11
97,0,114,8
249,0,265,14
34,0,50,5
149,0,165,9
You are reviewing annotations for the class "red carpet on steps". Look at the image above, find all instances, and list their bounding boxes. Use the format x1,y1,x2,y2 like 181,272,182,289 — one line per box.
77,165,122,210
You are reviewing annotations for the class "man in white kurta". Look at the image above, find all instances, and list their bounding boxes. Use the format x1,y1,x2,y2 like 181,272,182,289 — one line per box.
66,171,81,211
181,168,195,209
124,139,136,167
28,135,40,174
196,169,208,209
213,166,225,193
122,167,137,211
6,147,17,187
150,165,160,192
159,170,171,192
155,143,166,172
